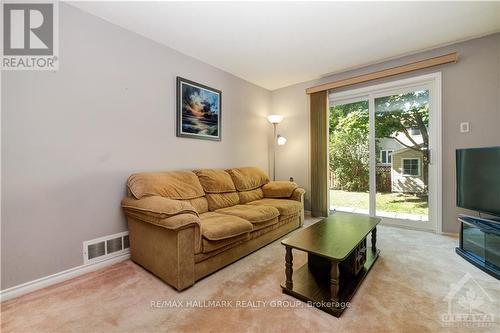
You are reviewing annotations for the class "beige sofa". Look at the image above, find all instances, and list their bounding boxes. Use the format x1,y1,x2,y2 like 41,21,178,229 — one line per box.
121,167,305,290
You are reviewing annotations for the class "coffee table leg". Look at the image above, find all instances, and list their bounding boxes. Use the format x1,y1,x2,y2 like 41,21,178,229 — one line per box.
371,227,377,250
330,261,340,301
285,247,293,289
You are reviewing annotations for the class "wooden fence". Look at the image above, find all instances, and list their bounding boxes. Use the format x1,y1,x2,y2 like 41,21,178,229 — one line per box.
329,165,392,193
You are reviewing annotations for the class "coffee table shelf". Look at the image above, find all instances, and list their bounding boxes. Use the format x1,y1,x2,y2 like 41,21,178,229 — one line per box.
280,212,380,317
281,248,379,316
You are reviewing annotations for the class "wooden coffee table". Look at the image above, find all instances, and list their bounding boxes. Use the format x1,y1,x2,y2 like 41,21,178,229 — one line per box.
281,212,380,317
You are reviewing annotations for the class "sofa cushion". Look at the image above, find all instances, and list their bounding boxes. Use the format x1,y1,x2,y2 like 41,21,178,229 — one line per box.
238,188,264,204
250,216,291,236
205,192,240,211
199,212,253,241
247,198,302,216
194,169,236,194
127,171,205,200
202,233,249,253
216,205,279,224
226,167,269,191
262,181,298,198
249,217,279,231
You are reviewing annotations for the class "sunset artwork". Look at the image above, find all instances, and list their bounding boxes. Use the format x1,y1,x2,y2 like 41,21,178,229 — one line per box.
176,77,221,141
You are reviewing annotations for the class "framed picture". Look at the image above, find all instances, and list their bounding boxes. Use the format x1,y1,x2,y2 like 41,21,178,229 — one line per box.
176,77,221,141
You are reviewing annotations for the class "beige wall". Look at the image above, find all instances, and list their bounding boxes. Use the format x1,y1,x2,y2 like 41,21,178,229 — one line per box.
1,4,271,289
1,4,499,290
271,33,500,233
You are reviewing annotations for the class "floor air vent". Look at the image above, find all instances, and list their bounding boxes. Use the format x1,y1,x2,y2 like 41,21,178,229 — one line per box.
83,231,129,264
123,235,130,249
88,242,106,260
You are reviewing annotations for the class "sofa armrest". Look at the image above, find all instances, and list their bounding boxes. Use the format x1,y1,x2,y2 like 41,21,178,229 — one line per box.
121,196,198,227
290,187,306,202
262,181,299,198
121,196,201,252
290,188,306,227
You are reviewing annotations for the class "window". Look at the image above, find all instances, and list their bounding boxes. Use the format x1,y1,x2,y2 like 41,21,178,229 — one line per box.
402,158,420,176
380,150,393,164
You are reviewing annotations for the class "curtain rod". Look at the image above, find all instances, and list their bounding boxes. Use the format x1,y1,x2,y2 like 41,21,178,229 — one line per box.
306,52,458,94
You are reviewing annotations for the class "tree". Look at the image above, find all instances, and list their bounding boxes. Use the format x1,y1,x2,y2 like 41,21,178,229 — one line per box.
329,109,369,191
329,91,430,192
375,91,429,189
330,100,368,134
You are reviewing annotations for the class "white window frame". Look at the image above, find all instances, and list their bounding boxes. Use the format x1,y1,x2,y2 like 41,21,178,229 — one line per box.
328,72,442,233
380,149,393,165
401,157,421,177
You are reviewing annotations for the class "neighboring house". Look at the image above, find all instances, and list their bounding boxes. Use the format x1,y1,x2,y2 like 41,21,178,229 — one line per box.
377,138,401,166
391,148,425,193
377,129,426,194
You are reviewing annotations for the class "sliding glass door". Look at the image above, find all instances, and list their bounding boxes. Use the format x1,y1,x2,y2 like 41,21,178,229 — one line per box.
374,90,430,222
328,74,441,231
329,98,370,215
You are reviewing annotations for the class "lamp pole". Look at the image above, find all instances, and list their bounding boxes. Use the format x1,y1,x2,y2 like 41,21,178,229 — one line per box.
273,122,277,181
267,115,283,181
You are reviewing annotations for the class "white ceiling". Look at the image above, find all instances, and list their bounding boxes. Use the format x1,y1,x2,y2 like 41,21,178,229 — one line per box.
70,1,500,90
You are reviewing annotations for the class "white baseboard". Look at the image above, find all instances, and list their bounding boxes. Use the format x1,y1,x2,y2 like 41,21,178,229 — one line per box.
439,231,459,237
0,252,130,302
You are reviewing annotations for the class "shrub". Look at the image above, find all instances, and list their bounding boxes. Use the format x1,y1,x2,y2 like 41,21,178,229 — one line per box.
329,111,369,192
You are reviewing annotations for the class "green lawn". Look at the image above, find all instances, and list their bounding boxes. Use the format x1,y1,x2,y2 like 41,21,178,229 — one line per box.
330,190,428,215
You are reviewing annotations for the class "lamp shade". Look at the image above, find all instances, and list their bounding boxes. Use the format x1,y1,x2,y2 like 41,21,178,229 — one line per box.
267,115,284,124
277,135,287,145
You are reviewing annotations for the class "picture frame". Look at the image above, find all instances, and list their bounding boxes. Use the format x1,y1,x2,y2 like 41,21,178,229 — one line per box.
176,77,222,141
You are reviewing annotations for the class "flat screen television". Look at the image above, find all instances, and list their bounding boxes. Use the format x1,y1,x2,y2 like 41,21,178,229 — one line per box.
456,146,500,217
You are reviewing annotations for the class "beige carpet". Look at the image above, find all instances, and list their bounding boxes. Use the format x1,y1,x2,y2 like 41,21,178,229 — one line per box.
1,215,499,333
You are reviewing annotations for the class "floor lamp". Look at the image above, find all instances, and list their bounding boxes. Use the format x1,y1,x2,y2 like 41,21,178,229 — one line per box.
267,115,287,180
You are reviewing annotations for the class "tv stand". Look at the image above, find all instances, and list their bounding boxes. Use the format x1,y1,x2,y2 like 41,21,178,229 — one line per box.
456,214,500,280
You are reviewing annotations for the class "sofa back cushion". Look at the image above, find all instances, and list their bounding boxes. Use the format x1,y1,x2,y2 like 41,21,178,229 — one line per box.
194,169,239,211
205,193,240,211
194,169,236,193
226,167,269,192
183,197,209,214
238,188,264,204
127,171,205,200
